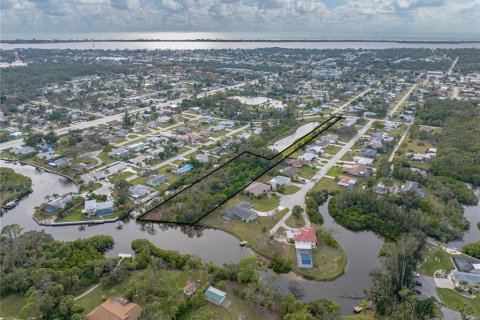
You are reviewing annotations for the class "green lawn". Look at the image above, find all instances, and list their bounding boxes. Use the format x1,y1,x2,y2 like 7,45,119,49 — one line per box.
326,166,343,177
236,194,280,212
281,185,301,195
437,288,480,318
418,244,460,276
0,294,24,318
312,178,340,192
97,151,116,165
285,214,305,228
109,171,135,184
298,166,318,179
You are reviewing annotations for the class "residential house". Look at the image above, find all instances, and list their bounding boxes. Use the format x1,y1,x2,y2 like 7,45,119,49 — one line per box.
244,182,271,197
342,164,371,177
374,182,399,195
352,156,374,165
281,166,298,178
48,157,71,168
84,199,115,216
175,164,193,174
146,146,165,157
106,162,127,175
337,176,357,189
294,227,317,269
196,154,209,163
321,134,338,144
146,174,168,187
401,180,426,198
222,202,258,223
269,176,292,189
361,148,378,159
219,120,235,128
45,195,74,214
130,184,153,200
86,298,142,320
80,172,107,184
11,146,37,157
299,152,317,161
129,155,149,167
108,147,129,158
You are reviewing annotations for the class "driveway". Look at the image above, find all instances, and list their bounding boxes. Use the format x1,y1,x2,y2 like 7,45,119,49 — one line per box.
418,275,463,320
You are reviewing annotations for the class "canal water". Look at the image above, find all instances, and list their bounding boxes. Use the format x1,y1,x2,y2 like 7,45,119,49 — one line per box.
2,160,478,314
0,160,252,265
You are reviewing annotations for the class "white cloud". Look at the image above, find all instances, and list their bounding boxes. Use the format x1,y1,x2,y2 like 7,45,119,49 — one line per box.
0,0,478,38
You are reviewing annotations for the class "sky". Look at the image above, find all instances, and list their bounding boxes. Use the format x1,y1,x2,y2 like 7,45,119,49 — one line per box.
1,0,479,39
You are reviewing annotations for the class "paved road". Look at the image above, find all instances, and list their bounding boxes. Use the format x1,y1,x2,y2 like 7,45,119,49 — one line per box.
388,126,410,163
387,83,418,117
447,56,459,76
270,119,374,235
418,275,463,320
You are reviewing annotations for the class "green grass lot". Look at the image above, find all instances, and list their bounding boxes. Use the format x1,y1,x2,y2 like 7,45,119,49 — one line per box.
281,185,301,195
397,138,434,156
109,171,135,184
437,288,480,318
285,213,305,228
81,182,102,193
113,137,127,144
0,294,25,318
97,151,117,165
232,193,280,212
126,134,139,139
327,166,343,177
324,146,341,155
72,156,99,167
312,178,340,192
298,166,318,179
418,244,456,276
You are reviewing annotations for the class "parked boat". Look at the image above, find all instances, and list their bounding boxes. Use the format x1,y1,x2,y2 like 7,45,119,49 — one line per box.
3,200,18,210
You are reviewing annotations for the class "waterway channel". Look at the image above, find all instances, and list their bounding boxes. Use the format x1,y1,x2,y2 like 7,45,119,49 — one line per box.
2,159,479,314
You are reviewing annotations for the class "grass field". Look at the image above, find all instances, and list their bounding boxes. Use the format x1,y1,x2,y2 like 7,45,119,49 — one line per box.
312,177,340,192
298,166,318,179
418,244,456,276
281,185,301,195
327,166,343,177
437,288,480,318
0,294,24,318
285,213,305,228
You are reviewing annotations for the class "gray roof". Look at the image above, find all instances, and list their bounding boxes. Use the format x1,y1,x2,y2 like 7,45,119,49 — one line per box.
228,202,256,220
130,184,151,198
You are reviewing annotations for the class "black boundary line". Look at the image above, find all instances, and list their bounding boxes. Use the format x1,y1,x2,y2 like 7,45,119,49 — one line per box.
138,115,343,225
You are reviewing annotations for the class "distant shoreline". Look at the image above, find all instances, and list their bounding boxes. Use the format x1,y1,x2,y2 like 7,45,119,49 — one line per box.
2,39,479,45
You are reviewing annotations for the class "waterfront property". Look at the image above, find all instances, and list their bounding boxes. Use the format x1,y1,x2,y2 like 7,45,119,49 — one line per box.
45,195,74,214
84,199,115,216
204,286,229,307
293,227,318,269
222,202,258,223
